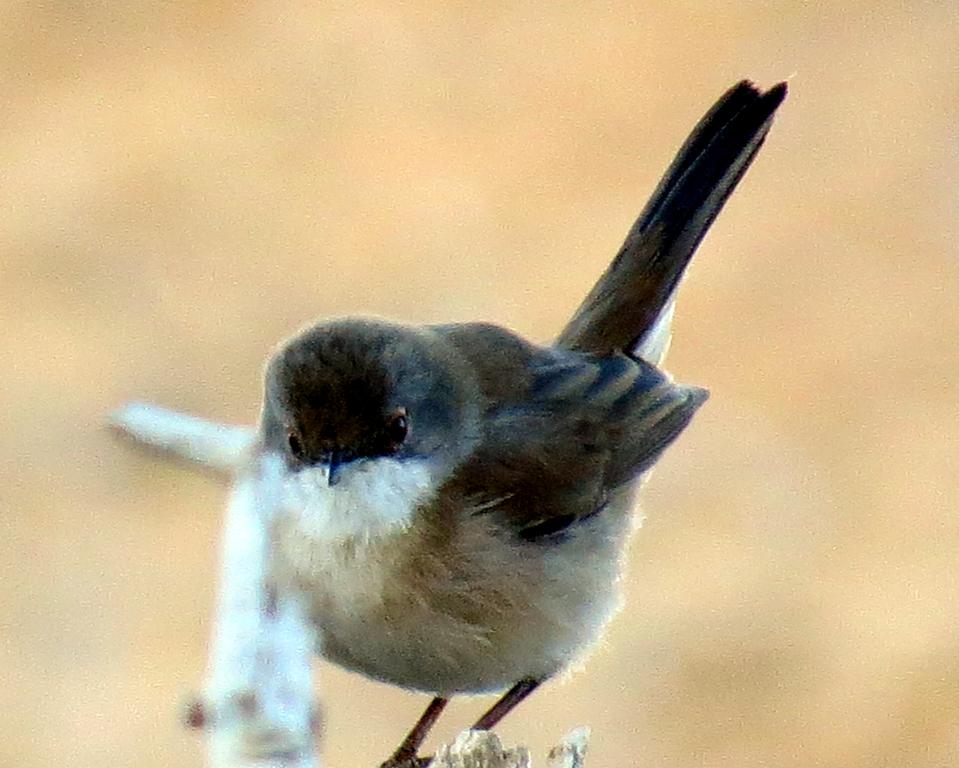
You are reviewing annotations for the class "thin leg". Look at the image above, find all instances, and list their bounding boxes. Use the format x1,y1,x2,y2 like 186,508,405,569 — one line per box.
381,696,449,768
472,678,541,731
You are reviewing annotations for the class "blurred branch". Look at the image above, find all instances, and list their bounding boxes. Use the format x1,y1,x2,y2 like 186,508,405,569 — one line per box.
109,402,256,473
203,452,318,768
113,402,318,768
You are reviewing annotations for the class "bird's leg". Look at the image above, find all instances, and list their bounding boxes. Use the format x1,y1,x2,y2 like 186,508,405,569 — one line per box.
472,678,541,731
381,696,449,768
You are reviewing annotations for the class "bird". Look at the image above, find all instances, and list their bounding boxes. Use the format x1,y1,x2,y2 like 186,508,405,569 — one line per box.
258,80,786,767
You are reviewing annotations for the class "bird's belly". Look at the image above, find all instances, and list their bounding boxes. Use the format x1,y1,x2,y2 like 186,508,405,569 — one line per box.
274,489,638,696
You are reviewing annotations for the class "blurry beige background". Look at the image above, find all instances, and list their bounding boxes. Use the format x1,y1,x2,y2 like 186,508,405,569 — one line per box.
2,2,957,767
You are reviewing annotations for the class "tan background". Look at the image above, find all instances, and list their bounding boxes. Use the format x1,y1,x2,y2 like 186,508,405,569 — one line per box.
2,2,958,767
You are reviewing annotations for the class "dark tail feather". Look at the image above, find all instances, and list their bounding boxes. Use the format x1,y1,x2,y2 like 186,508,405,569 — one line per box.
556,80,787,354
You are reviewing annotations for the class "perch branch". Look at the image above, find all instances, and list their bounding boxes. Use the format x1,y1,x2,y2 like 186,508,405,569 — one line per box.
109,402,256,473
203,452,318,767
430,728,589,768
113,402,318,767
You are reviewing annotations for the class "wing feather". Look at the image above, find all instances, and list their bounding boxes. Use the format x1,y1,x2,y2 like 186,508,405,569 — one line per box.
435,324,706,541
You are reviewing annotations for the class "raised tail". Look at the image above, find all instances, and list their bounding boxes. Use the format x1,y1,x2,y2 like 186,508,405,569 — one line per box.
556,80,787,359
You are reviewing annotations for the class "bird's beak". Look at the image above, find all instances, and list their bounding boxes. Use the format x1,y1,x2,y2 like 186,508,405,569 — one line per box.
327,450,347,487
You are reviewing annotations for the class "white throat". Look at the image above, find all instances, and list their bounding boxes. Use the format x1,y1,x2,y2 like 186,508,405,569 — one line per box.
281,457,435,543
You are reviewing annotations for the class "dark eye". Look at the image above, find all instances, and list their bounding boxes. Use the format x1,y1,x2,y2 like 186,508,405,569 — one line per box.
287,432,304,459
386,409,409,449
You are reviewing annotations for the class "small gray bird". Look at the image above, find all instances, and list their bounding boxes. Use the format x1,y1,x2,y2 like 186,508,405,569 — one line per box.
260,80,786,767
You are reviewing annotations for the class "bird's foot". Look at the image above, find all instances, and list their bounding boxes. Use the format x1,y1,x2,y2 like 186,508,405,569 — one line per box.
379,752,432,768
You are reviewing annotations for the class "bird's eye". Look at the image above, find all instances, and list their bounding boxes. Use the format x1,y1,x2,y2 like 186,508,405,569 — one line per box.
386,409,409,449
287,432,304,459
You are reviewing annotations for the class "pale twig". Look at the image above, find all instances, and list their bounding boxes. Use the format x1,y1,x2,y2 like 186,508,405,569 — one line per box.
112,402,318,768
109,402,256,473
203,452,318,768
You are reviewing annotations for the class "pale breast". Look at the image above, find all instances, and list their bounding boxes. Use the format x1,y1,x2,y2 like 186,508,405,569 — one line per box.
273,480,639,696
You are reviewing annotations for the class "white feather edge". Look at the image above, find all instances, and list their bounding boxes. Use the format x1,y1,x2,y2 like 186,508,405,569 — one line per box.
632,297,676,367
